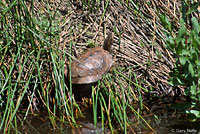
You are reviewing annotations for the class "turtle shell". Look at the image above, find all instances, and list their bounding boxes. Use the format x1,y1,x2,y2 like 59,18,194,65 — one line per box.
70,47,112,84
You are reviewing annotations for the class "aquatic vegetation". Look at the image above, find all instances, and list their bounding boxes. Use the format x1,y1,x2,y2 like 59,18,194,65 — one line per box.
161,1,200,122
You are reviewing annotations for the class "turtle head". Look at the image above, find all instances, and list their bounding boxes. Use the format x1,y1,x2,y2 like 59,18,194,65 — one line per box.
103,32,114,52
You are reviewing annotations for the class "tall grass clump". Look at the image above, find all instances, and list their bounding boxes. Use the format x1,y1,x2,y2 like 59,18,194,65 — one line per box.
161,1,200,121
90,67,155,133
0,0,156,133
0,0,78,133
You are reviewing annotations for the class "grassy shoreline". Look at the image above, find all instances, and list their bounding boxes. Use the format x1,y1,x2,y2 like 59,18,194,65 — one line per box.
1,0,199,133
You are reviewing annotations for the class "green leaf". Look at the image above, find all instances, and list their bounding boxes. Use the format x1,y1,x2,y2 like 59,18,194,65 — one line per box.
186,3,198,15
176,41,184,55
178,26,187,38
182,49,190,55
160,14,166,25
191,17,200,34
179,56,187,66
197,65,200,77
167,35,175,49
160,14,172,31
182,1,187,22
176,27,187,45
190,84,196,96
188,62,194,77
191,52,198,65
169,76,184,86
191,36,199,50
186,110,200,118
180,19,185,27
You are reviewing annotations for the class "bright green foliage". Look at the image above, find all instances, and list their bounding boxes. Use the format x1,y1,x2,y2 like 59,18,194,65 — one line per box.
161,1,200,121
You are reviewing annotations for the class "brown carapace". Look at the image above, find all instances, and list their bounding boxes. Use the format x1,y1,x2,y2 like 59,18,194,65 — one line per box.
66,32,114,84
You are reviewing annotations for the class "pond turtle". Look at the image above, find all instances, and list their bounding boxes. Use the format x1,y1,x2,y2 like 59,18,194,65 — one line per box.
66,32,114,84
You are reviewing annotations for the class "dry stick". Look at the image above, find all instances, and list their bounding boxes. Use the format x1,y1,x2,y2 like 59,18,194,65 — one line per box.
58,23,92,63
87,15,99,42
60,23,93,62
166,48,175,63
128,1,171,82
159,0,180,23
121,33,169,88
173,0,177,15
130,21,151,44
95,1,112,40
152,15,156,60
63,23,93,44
120,47,168,85
144,0,156,18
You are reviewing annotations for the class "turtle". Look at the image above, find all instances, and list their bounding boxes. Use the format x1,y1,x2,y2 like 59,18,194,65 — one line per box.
66,32,114,84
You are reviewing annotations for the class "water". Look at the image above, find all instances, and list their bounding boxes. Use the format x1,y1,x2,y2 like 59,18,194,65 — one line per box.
12,97,200,134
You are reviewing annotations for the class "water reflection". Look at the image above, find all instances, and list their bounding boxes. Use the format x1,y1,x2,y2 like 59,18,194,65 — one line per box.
14,97,200,134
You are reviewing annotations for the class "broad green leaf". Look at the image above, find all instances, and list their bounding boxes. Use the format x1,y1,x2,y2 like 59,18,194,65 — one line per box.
191,52,198,65
186,110,200,118
178,26,187,38
179,56,187,66
185,110,199,122
190,84,196,96
176,41,184,55
188,62,194,77
190,95,198,101
180,19,185,27
191,17,199,34
182,49,190,55
191,36,199,50
176,27,187,45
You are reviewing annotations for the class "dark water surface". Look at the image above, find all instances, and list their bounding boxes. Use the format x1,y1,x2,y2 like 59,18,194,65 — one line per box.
15,110,200,134
13,98,200,134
